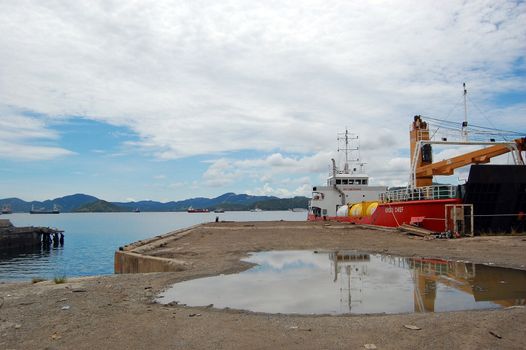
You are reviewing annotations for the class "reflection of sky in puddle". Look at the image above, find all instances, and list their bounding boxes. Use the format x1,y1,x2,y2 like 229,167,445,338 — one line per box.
157,250,526,315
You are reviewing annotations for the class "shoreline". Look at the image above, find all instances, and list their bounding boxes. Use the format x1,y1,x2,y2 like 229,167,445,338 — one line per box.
1,221,525,349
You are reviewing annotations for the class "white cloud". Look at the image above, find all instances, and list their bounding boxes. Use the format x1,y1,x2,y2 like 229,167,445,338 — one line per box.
247,183,311,198
0,141,74,161
0,113,75,160
202,158,242,186
202,152,332,189
0,1,524,192
236,152,332,174
1,1,524,155
0,114,56,141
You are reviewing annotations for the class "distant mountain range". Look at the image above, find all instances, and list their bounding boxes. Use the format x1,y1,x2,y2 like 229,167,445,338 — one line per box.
0,193,310,213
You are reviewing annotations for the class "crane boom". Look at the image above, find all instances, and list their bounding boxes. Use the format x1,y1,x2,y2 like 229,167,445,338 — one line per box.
410,115,525,187
416,139,525,177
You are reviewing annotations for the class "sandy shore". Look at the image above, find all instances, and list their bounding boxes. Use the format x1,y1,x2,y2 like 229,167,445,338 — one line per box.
1,221,525,349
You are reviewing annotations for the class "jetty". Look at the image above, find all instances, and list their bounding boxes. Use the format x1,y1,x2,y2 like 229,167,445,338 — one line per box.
0,219,64,250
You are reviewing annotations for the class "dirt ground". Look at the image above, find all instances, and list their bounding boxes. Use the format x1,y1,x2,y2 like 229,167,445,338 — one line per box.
1,221,525,349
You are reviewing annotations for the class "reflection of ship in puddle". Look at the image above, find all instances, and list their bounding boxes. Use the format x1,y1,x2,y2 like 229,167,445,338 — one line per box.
329,251,370,312
405,257,526,312
329,251,526,312
330,252,526,313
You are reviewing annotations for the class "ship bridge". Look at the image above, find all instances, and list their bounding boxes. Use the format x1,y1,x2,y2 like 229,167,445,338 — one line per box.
328,174,369,186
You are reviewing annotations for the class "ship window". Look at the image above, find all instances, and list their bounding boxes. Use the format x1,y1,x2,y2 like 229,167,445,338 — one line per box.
342,179,348,184
336,179,341,184
349,180,354,184
355,179,362,184
363,179,367,185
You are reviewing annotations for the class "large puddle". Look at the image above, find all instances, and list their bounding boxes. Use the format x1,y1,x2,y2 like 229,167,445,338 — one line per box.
157,250,526,314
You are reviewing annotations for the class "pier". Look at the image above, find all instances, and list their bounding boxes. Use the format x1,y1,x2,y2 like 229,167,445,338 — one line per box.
0,219,64,250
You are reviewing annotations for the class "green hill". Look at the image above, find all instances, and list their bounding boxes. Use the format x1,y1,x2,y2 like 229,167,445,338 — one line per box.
74,200,128,213
251,196,309,211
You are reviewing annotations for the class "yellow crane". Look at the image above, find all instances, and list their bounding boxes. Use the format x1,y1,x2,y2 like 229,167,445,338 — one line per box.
409,115,525,188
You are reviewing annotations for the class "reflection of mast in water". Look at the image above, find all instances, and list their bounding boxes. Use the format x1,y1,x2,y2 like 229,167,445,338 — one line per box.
329,251,369,312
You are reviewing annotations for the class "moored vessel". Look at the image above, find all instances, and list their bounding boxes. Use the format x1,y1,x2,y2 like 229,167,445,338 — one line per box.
309,89,525,234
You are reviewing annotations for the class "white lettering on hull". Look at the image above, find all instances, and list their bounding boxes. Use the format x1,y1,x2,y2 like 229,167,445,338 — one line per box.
385,207,404,213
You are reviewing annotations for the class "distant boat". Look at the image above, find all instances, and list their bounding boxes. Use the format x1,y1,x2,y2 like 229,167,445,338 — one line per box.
214,208,225,213
30,204,60,214
1,204,12,214
187,206,209,213
250,207,263,212
133,208,140,213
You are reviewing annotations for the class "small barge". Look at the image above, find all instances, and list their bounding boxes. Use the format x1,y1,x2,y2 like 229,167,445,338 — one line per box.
0,219,64,250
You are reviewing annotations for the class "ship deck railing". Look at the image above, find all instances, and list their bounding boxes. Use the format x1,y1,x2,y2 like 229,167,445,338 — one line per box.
380,185,457,203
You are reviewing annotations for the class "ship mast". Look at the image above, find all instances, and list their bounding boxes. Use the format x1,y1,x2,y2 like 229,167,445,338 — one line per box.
337,129,359,174
462,82,468,141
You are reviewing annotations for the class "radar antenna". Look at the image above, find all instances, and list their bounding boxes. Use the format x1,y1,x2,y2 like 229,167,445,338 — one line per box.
337,128,360,174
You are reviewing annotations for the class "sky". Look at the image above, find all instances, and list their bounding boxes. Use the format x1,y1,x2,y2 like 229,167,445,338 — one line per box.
0,0,525,202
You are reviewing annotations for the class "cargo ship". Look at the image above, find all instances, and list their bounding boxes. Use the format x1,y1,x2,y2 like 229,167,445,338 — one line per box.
1,204,12,214
187,207,209,213
309,105,526,234
30,204,60,214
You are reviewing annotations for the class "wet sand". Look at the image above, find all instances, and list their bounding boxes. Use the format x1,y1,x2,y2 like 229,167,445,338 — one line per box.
1,221,525,349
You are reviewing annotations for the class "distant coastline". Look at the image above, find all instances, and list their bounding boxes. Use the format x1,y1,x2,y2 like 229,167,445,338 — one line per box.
0,193,309,213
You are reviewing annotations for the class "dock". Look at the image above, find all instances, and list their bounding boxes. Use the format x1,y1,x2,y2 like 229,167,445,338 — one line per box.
0,219,64,250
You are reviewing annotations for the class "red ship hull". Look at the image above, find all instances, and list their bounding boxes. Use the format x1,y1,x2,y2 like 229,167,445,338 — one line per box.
308,198,462,232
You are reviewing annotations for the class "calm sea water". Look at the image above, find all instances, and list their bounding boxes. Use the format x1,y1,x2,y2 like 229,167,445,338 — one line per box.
0,211,306,282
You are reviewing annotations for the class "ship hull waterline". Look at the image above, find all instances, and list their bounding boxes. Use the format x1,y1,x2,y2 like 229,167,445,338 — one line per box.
308,198,462,232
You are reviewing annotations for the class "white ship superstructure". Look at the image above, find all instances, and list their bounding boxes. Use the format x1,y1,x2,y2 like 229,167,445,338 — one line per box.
309,130,387,218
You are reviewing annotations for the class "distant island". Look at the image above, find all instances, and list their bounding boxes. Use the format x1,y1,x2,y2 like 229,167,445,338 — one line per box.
0,193,310,213
74,200,128,213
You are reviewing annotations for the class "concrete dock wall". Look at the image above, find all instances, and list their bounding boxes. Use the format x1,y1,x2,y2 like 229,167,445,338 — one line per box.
114,224,200,274
114,251,188,273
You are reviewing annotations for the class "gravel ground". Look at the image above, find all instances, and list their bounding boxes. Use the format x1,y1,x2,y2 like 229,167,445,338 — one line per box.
1,221,525,349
